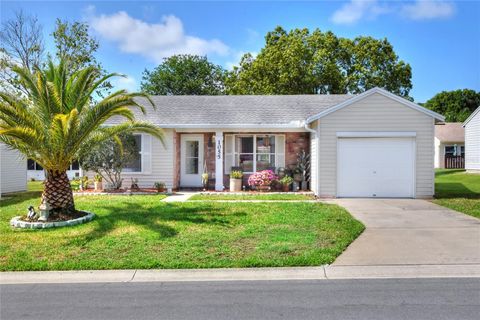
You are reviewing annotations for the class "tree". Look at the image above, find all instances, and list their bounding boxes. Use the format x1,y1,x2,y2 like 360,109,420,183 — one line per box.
0,59,164,214
52,19,112,96
225,26,412,97
141,54,226,95
80,134,139,189
423,89,480,122
0,10,44,94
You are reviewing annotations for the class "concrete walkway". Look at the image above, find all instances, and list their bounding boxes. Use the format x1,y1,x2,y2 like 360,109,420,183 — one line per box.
161,192,198,202
2,264,479,284
330,199,480,266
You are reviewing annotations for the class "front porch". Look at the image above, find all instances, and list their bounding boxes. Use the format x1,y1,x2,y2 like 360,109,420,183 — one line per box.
173,131,311,191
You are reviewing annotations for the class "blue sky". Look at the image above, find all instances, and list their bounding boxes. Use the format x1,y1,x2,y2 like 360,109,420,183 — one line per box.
2,0,479,102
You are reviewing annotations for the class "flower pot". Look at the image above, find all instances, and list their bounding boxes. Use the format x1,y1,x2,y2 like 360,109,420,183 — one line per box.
94,181,103,191
301,181,308,191
257,185,270,192
293,173,303,182
230,178,242,192
282,184,290,192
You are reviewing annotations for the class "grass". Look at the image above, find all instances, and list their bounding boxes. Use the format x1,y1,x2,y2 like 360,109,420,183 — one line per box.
433,169,480,219
189,193,314,201
0,182,363,271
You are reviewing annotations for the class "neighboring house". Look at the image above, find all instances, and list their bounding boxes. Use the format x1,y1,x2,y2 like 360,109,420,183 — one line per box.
434,123,465,169
0,143,27,195
107,87,445,198
463,106,480,173
27,159,80,180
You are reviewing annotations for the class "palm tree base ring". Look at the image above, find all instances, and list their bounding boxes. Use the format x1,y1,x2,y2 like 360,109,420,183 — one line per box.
10,211,95,229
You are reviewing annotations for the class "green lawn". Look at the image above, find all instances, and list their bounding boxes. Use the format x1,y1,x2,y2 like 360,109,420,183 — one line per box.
433,169,480,219
0,183,363,271
189,193,314,201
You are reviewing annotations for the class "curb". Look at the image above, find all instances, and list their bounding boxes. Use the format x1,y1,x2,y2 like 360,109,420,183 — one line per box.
1,264,479,284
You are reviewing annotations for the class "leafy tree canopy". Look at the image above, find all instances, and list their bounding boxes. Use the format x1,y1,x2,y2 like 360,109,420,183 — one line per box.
225,26,412,97
141,54,226,95
423,89,480,122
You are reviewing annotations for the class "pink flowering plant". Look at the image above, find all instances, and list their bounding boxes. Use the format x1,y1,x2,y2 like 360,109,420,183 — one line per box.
248,170,278,187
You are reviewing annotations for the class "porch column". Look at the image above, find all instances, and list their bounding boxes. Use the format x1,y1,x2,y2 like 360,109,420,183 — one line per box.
215,130,224,191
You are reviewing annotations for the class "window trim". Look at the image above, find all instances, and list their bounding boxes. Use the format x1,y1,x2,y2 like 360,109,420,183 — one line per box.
232,134,285,174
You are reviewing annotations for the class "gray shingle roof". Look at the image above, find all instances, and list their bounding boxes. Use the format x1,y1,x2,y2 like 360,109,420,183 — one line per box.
108,94,354,128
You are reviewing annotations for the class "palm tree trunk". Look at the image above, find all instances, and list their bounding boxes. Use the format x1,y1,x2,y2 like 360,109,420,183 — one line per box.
41,170,75,213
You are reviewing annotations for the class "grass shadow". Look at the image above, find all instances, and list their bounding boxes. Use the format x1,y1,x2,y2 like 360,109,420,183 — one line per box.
435,169,466,177
435,182,480,199
72,201,247,244
0,191,42,207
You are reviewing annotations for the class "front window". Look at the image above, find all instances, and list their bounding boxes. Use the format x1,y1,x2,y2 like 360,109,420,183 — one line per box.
123,135,142,172
234,135,277,173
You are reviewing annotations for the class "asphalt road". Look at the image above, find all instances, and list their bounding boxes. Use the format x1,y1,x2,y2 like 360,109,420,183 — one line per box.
1,278,479,320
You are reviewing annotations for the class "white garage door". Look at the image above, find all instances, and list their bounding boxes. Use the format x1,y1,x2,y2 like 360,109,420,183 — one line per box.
337,137,415,198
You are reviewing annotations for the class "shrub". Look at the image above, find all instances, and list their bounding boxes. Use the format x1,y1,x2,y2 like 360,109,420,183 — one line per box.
230,170,243,179
248,170,277,187
279,176,293,185
154,182,166,191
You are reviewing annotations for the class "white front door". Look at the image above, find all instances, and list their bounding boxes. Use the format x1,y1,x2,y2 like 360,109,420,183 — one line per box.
180,134,204,187
337,137,415,198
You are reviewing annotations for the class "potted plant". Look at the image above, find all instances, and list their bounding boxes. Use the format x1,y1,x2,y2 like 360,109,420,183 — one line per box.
247,170,277,191
279,176,293,192
296,150,311,191
94,174,103,191
230,170,243,192
154,181,166,192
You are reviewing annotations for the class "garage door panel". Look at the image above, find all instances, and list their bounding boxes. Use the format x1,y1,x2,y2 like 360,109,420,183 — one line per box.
337,138,414,198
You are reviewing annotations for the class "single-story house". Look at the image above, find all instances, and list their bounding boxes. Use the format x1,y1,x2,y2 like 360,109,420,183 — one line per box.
0,142,27,195
434,123,465,169
27,159,80,181
463,106,480,173
108,87,445,198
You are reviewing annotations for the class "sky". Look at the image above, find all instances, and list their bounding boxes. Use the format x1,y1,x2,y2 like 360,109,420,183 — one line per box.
1,0,479,102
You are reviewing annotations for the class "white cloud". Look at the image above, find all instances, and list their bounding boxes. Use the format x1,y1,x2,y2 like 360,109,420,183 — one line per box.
402,0,455,20
87,8,229,63
112,75,137,92
331,0,455,25
331,0,389,25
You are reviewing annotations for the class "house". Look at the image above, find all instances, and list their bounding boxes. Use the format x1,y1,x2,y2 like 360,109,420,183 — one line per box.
434,123,465,169
463,106,480,173
27,159,80,181
0,143,27,195
107,87,445,198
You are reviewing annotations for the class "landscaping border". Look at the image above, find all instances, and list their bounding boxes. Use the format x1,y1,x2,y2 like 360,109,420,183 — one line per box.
10,211,95,229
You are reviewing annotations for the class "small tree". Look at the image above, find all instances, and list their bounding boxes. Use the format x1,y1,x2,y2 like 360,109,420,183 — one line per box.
80,134,139,189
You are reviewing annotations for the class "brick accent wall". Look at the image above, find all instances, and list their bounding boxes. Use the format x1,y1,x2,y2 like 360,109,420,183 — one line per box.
285,132,310,169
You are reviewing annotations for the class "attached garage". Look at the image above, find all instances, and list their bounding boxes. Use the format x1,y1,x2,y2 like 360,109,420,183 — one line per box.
337,136,415,198
307,88,445,199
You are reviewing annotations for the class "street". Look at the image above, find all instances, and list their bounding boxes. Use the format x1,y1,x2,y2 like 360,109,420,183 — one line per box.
1,278,479,320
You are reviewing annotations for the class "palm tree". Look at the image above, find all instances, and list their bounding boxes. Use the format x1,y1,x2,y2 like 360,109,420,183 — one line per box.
0,59,163,214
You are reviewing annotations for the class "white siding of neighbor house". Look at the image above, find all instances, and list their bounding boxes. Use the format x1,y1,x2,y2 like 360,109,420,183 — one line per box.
0,143,27,194
465,111,480,172
120,129,175,189
316,92,435,198
309,121,318,195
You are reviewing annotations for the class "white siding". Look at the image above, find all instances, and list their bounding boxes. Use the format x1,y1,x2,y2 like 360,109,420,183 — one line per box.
434,137,442,169
0,143,27,194
120,129,175,189
465,111,480,172
317,92,435,198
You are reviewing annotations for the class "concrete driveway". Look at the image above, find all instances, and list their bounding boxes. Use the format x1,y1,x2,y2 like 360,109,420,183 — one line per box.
330,199,480,266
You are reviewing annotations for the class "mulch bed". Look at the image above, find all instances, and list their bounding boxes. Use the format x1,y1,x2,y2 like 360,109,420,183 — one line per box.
20,210,89,223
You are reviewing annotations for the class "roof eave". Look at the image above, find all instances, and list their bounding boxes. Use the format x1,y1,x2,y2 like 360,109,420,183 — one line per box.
306,87,446,124
463,106,480,127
